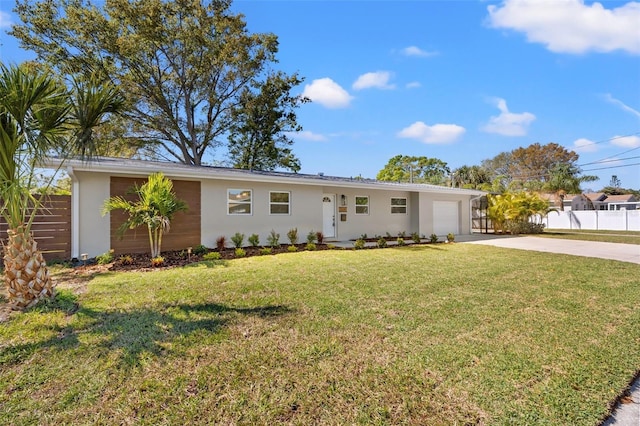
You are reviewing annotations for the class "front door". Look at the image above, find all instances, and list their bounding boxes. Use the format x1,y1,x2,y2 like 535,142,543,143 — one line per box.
322,194,336,238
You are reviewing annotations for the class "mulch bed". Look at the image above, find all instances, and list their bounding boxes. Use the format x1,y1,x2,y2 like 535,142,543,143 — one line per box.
103,243,336,272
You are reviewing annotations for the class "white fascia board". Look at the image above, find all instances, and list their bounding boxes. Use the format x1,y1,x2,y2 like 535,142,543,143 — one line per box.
43,157,485,196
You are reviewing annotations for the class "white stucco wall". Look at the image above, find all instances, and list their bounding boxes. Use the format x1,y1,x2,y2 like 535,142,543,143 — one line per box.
200,179,322,247
74,171,111,258
416,193,472,237
324,188,414,240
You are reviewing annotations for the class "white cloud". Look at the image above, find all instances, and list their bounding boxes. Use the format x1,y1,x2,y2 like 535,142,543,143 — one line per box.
397,121,466,144
573,138,599,152
482,97,536,136
0,11,12,28
611,135,640,148
301,78,353,109
487,0,640,55
285,130,327,142
406,81,421,89
352,71,395,90
604,93,640,118
401,46,438,57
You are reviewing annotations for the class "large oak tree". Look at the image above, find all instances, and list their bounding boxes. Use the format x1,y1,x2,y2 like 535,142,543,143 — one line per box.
12,0,305,167
376,155,450,185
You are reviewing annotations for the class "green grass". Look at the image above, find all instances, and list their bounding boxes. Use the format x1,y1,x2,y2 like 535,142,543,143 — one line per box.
1,245,639,425
541,229,640,245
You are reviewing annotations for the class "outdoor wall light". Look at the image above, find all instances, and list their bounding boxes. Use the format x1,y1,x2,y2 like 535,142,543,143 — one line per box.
341,194,347,206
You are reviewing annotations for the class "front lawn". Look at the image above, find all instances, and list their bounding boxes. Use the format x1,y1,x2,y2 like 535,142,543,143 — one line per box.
1,244,639,425
541,229,640,245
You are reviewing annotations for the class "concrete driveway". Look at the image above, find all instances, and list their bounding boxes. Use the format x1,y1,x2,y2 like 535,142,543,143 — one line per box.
461,235,640,264
462,234,640,425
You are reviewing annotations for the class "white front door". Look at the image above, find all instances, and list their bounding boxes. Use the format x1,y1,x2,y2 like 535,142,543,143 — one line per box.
322,194,336,238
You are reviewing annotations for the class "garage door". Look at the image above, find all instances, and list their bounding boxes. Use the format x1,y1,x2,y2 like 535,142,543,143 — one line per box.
433,201,459,236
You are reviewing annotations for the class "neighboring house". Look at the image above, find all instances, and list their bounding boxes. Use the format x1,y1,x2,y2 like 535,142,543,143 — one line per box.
570,193,638,211
45,157,485,259
540,193,576,211
603,194,638,210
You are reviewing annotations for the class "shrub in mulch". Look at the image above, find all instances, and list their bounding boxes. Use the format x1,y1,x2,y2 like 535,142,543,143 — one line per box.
104,244,335,272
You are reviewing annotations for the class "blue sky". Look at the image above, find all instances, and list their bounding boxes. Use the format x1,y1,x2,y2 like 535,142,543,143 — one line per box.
1,0,639,189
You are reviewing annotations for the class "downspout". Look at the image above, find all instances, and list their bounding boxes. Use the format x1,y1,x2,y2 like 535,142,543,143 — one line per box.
67,166,80,260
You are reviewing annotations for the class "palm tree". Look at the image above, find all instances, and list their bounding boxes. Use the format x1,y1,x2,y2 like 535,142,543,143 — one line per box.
0,64,124,309
544,164,598,211
102,172,188,259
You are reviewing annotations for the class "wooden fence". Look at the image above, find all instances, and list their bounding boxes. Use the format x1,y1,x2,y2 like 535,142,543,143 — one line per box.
0,195,72,261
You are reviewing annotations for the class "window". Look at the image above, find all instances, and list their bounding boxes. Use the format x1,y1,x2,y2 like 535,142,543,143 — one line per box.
228,189,252,215
270,191,290,215
355,196,369,215
391,197,407,214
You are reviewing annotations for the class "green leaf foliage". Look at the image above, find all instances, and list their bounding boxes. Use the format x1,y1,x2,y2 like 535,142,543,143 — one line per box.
12,0,305,167
102,172,188,257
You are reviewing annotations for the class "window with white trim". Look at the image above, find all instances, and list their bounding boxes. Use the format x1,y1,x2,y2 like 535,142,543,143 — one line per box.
269,191,290,215
391,197,407,214
355,196,369,215
228,189,252,215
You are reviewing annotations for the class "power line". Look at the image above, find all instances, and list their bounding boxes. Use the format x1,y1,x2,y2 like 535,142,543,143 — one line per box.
579,146,640,167
573,131,640,152
582,162,640,172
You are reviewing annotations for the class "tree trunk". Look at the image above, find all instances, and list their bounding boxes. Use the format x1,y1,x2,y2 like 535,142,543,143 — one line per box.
3,225,54,309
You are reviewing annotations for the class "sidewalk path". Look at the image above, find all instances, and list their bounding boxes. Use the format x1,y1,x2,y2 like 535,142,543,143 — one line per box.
462,235,640,425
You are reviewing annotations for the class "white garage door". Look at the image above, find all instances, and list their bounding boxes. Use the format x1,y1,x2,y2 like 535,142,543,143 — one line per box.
433,201,459,236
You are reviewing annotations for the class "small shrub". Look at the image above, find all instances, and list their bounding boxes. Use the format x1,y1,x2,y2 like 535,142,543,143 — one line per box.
305,242,316,251
316,231,324,244
203,252,221,261
267,230,280,248
447,233,455,242
306,230,317,244
248,234,260,247
259,247,272,255
326,244,336,249
430,234,439,243
377,238,388,248
288,245,298,252
411,232,421,243
151,256,164,267
507,221,545,235
398,231,406,238
354,238,365,250
192,244,207,255
119,255,134,265
360,233,368,240
216,235,227,251
385,232,392,238
235,248,246,257
231,232,245,248
96,250,114,265
397,237,405,246
287,228,299,245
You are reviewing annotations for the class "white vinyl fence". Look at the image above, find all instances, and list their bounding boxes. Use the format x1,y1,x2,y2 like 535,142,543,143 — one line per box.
541,210,640,231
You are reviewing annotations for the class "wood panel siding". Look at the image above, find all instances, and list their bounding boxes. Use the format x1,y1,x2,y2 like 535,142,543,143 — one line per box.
109,177,201,254
0,195,72,261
